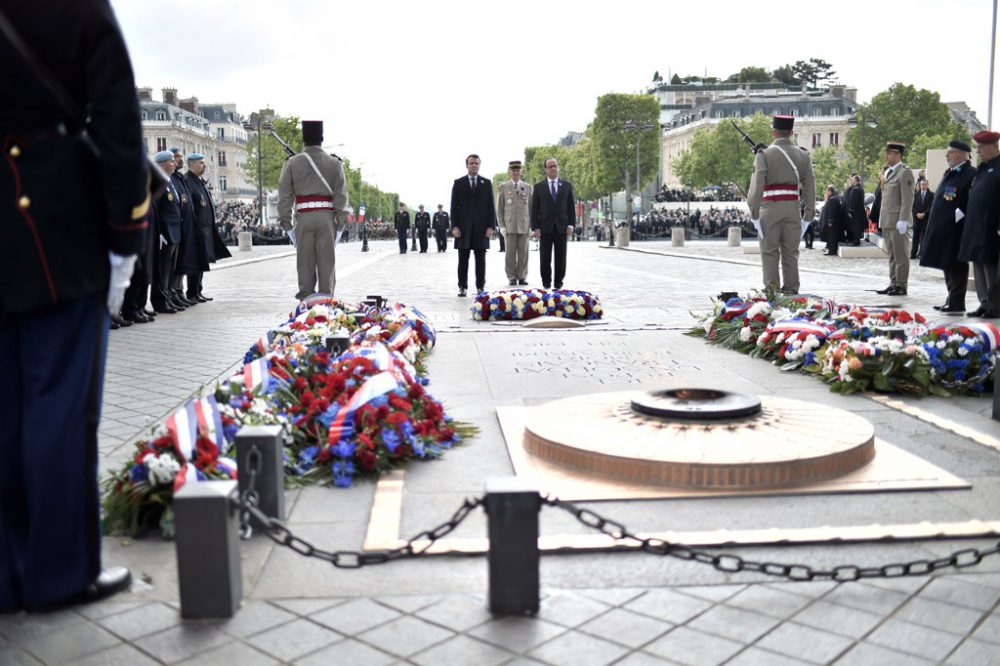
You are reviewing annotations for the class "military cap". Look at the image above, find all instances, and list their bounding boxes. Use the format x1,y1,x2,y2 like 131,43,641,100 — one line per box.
168,146,181,154
437,204,444,208
885,142,906,154
973,130,1000,144
948,139,972,152
302,120,323,145
508,160,523,169
153,150,174,162
771,115,794,131
186,152,205,161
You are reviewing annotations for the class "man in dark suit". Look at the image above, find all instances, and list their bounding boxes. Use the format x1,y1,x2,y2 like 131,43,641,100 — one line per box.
0,0,144,611
819,186,844,256
432,204,450,252
842,174,866,245
911,179,933,258
450,154,495,296
393,203,410,254
531,157,576,289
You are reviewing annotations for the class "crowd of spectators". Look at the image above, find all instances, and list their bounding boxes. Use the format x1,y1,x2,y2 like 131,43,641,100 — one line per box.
628,206,758,240
653,184,742,203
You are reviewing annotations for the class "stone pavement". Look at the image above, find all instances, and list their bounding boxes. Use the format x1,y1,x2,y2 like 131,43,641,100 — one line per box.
3,239,1000,666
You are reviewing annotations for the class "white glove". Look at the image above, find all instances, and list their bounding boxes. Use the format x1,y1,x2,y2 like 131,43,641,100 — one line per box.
286,227,296,247
955,209,965,223
751,220,763,238
159,234,167,249
895,220,908,234
335,228,343,243
800,220,810,238
107,251,137,315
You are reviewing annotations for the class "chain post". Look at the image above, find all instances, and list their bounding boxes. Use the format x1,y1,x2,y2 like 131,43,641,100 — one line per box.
484,478,541,616
236,425,284,530
174,480,242,618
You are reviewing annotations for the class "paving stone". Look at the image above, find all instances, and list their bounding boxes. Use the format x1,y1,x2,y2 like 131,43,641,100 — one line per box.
755,621,854,664
467,616,567,653
623,589,714,625
296,638,396,666
643,626,743,666
920,576,1000,612
414,594,493,632
856,576,928,595
724,585,814,619
821,583,909,617
765,581,838,599
65,643,160,666
311,597,401,635
959,573,1000,590
0,610,83,643
26,620,121,664
866,618,963,662
687,604,780,643
945,638,1000,665
410,634,513,666
971,614,1000,645
138,623,232,663
575,587,647,607
357,615,454,658
613,653,677,665
791,600,884,639
374,594,442,613
673,584,746,602
269,598,344,616
246,618,341,661
0,646,41,665
893,596,984,635
175,640,278,666
835,641,936,666
527,629,630,666
539,591,611,628
214,601,296,638
95,601,180,640
725,646,812,665
501,659,549,666
76,600,152,621
578,607,673,648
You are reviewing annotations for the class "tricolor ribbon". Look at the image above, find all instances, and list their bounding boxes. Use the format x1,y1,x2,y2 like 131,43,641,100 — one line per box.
965,323,1000,353
243,357,272,393
768,318,832,338
167,395,226,492
319,371,402,443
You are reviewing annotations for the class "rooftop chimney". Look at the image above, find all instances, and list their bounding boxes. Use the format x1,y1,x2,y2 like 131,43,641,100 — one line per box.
179,96,199,114
830,85,845,98
162,87,178,106
136,87,153,102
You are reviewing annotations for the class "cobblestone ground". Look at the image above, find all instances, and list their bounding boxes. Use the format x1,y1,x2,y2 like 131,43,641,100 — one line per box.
3,238,999,666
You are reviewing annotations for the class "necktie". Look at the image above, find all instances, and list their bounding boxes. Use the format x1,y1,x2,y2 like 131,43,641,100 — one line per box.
550,180,557,202
471,177,477,190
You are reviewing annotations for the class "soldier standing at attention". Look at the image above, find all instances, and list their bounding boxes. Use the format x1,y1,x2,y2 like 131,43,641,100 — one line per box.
746,115,816,295
393,202,410,254
874,142,915,296
278,120,349,299
432,204,450,252
496,160,532,285
414,204,430,253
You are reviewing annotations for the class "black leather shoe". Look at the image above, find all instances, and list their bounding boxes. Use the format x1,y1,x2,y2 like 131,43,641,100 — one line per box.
154,304,178,314
967,307,985,317
517,279,528,285
198,294,213,302
875,286,895,295
110,318,120,330
143,308,157,318
111,314,132,327
475,285,484,293
509,279,517,286
169,300,187,311
932,304,944,310
457,288,467,297
542,283,551,289
940,305,965,314
554,283,563,289
124,312,151,324
886,287,907,296
182,296,199,306
26,567,132,613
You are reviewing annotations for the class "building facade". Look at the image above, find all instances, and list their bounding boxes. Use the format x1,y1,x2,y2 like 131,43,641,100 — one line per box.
660,85,858,188
137,87,254,203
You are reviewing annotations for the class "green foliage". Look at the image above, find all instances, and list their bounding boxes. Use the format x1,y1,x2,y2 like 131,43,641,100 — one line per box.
523,138,601,201
727,66,771,84
772,64,798,85
791,58,836,87
670,73,682,84
811,145,853,199
591,93,660,197
844,84,968,182
673,113,772,194
243,113,303,192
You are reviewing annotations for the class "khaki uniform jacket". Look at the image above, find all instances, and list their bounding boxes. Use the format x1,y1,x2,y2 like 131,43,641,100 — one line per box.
277,146,349,231
496,179,532,235
878,163,915,230
747,138,816,222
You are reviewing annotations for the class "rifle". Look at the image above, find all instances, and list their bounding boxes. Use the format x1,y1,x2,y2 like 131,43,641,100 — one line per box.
263,123,297,158
730,120,766,155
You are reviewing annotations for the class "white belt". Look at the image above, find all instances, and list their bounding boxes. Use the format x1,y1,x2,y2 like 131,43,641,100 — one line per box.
295,201,335,212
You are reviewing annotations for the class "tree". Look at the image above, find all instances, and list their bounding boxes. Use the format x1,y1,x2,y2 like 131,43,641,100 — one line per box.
673,113,773,195
810,145,853,200
791,58,836,88
727,66,771,84
772,64,798,85
844,84,968,183
591,93,660,221
652,70,663,82
670,73,682,84
243,113,303,192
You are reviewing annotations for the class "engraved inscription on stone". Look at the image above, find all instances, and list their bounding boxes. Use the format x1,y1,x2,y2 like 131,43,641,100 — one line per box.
510,347,701,384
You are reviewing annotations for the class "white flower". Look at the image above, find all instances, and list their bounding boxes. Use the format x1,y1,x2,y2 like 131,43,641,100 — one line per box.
144,453,181,486
936,340,947,349
739,326,752,342
958,346,969,357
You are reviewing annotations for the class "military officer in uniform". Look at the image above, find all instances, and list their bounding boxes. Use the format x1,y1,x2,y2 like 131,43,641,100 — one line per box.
0,0,145,612
496,160,532,285
169,147,201,310
150,150,184,314
414,204,431,253
183,153,231,302
874,142,915,296
746,115,816,294
959,130,1000,318
278,120,349,299
920,140,976,313
432,204,450,252
393,203,410,254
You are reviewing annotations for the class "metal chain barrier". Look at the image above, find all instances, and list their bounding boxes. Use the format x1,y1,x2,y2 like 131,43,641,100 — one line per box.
544,496,1000,581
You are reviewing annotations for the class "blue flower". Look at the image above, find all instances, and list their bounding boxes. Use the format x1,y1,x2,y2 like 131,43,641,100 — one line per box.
332,459,356,487
370,395,389,408
129,464,149,484
382,429,401,453
223,423,239,443
333,438,355,457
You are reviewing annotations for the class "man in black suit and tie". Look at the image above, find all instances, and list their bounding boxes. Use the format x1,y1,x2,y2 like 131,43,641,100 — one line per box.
911,179,934,259
450,154,495,296
531,157,576,289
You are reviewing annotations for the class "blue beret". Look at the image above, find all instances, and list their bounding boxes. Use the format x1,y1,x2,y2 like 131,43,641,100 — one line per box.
154,150,174,162
186,152,205,161
168,146,181,154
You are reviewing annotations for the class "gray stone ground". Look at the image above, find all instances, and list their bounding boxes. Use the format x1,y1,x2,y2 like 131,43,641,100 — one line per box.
3,238,1000,666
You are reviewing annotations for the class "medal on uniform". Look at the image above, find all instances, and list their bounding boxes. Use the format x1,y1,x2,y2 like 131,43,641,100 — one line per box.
943,186,957,201
167,192,174,201
200,196,207,207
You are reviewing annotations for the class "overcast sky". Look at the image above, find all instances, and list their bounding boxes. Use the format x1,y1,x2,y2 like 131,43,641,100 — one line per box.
112,0,998,209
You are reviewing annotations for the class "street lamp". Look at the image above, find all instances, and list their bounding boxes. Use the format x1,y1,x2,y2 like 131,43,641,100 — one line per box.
242,111,268,227
621,121,656,228
847,111,878,241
